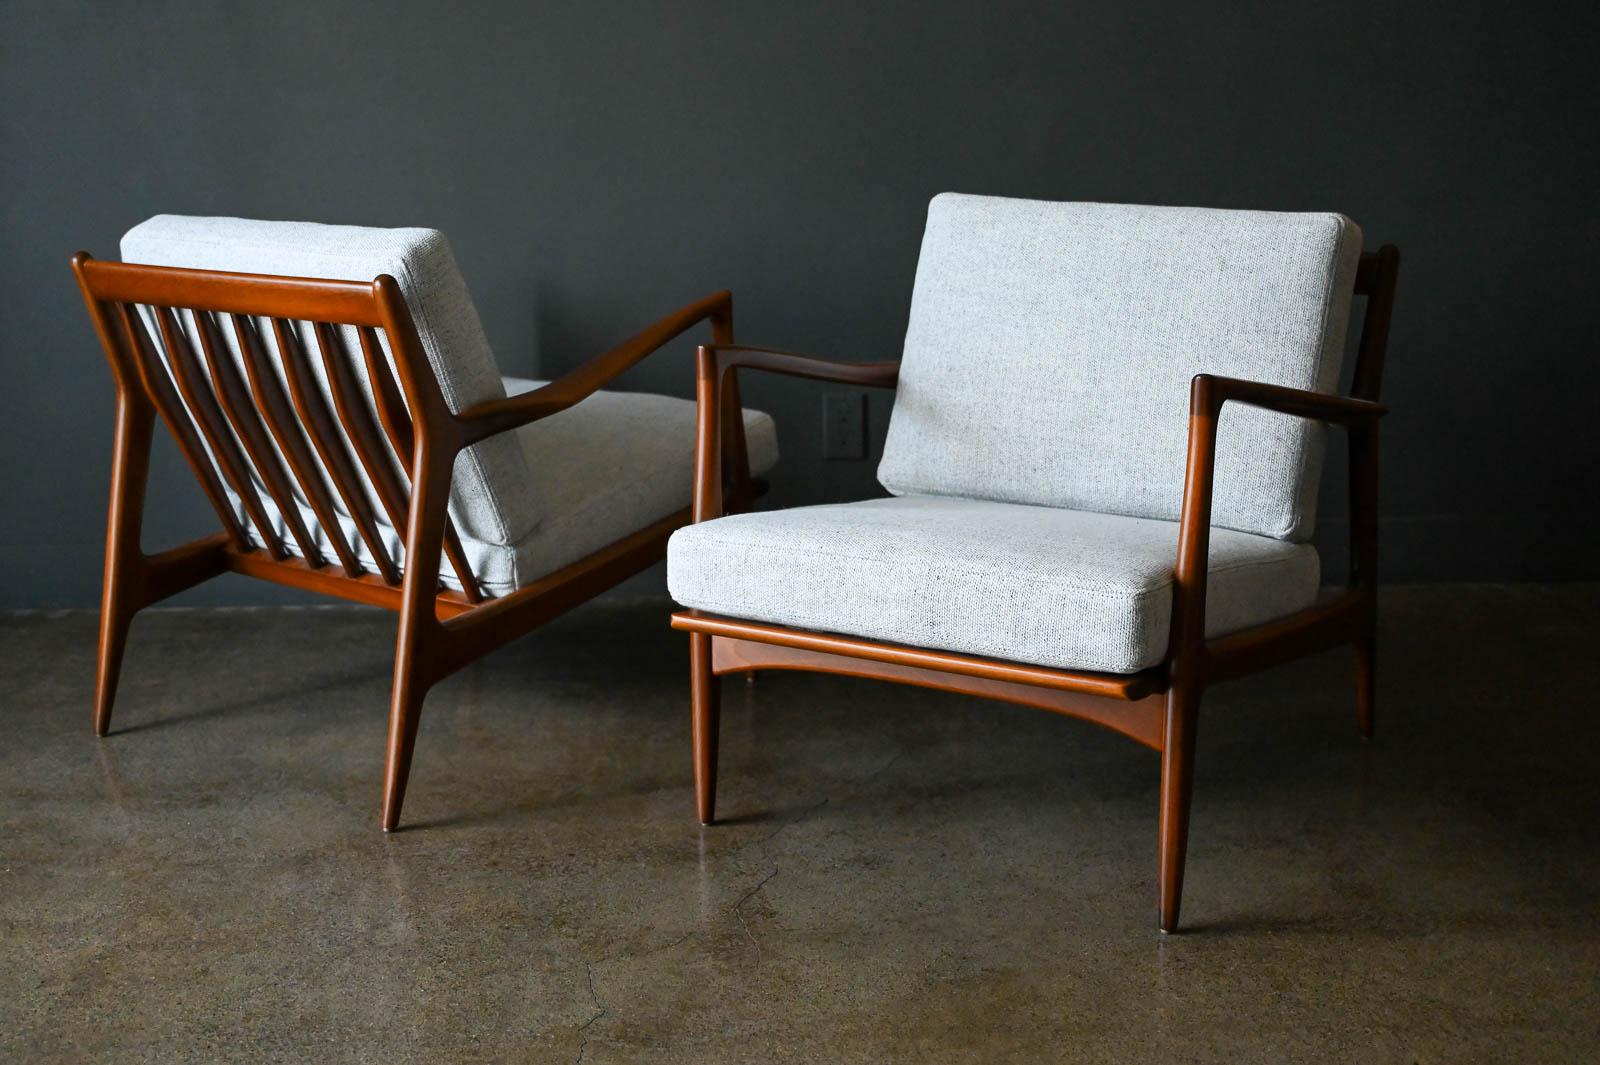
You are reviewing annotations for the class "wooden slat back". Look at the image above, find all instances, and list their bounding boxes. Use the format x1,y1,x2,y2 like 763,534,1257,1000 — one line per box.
113,301,252,552
229,312,365,577
193,311,321,563
329,326,482,600
76,257,490,601
155,306,288,561
270,315,403,586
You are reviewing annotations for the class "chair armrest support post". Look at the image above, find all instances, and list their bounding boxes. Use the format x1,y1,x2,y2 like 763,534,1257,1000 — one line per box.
1171,374,1389,669
692,344,901,523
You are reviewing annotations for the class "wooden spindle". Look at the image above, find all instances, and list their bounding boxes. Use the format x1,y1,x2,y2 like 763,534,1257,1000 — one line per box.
230,314,365,578
117,303,250,551
156,307,286,558
272,317,402,586
193,310,321,564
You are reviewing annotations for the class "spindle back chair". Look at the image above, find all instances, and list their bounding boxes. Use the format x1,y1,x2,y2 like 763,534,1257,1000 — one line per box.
73,253,753,829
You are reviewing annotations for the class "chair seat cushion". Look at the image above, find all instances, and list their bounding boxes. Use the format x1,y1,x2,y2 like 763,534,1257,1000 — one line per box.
667,496,1319,674
240,378,778,596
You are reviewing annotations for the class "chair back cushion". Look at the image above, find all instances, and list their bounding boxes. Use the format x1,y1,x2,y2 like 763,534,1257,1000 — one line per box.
121,215,540,548
877,195,1363,540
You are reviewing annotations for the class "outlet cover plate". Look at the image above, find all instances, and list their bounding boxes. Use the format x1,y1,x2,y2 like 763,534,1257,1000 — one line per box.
822,392,867,460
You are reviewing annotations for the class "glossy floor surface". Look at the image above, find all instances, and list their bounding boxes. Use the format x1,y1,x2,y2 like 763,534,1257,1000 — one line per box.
3,585,1597,1063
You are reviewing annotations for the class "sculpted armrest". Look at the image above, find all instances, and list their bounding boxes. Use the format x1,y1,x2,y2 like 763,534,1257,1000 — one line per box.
453,291,735,445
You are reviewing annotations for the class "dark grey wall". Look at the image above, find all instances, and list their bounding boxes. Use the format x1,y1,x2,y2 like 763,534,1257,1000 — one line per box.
3,1,1596,608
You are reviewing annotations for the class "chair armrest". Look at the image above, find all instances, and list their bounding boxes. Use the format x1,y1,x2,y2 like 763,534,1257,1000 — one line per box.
698,344,901,389
1190,374,1387,424
693,344,900,522
452,290,734,446
1171,374,1387,665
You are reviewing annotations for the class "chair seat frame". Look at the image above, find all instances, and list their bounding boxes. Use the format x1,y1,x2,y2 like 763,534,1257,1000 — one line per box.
73,254,755,830
671,246,1399,933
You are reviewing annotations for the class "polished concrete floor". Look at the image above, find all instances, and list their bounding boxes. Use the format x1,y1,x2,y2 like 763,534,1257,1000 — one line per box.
2,584,1597,1062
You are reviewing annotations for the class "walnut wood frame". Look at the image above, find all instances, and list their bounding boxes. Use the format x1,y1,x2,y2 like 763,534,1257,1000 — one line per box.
672,246,1399,933
73,254,754,830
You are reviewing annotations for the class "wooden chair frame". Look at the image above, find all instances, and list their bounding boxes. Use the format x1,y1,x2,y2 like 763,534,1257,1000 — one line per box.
672,246,1399,932
72,254,755,830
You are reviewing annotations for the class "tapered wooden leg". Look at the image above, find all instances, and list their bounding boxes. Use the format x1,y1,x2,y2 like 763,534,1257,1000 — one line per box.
1353,624,1376,740
381,661,429,832
691,632,721,825
1349,421,1380,742
1158,678,1202,933
94,396,155,737
381,584,435,833
93,604,135,737
381,441,454,833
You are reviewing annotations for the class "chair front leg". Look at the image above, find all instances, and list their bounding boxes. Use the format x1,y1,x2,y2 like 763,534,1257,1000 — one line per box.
380,441,454,832
1158,670,1202,933
382,642,434,833
690,632,721,825
684,344,901,826
1159,374,1220,932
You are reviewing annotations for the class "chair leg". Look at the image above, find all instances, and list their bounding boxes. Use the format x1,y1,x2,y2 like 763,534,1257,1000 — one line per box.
691,632,721,825
93,600,135,737
1158,677,1202,933
380,448,456,833
1353,625,1376,741
94,398,155,737
381,651,430,832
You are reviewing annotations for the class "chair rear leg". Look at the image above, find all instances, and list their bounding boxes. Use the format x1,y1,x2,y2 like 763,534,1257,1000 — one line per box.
691,632,721,825
1158,677,1202,933
1353,624,1376,740
94,398,155,736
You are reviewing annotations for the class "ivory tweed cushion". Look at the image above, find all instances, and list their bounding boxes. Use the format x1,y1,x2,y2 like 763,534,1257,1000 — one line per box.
121,214,539,548
667,496,1318,674
878,195,1363,541
236,377,778,596
121,216,782,595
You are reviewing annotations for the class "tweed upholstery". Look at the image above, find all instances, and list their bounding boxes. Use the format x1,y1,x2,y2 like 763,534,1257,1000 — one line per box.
242,377,779,596
878,194,1363,541
668,496,1318,674
121,214,539,547
120,216,781,595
